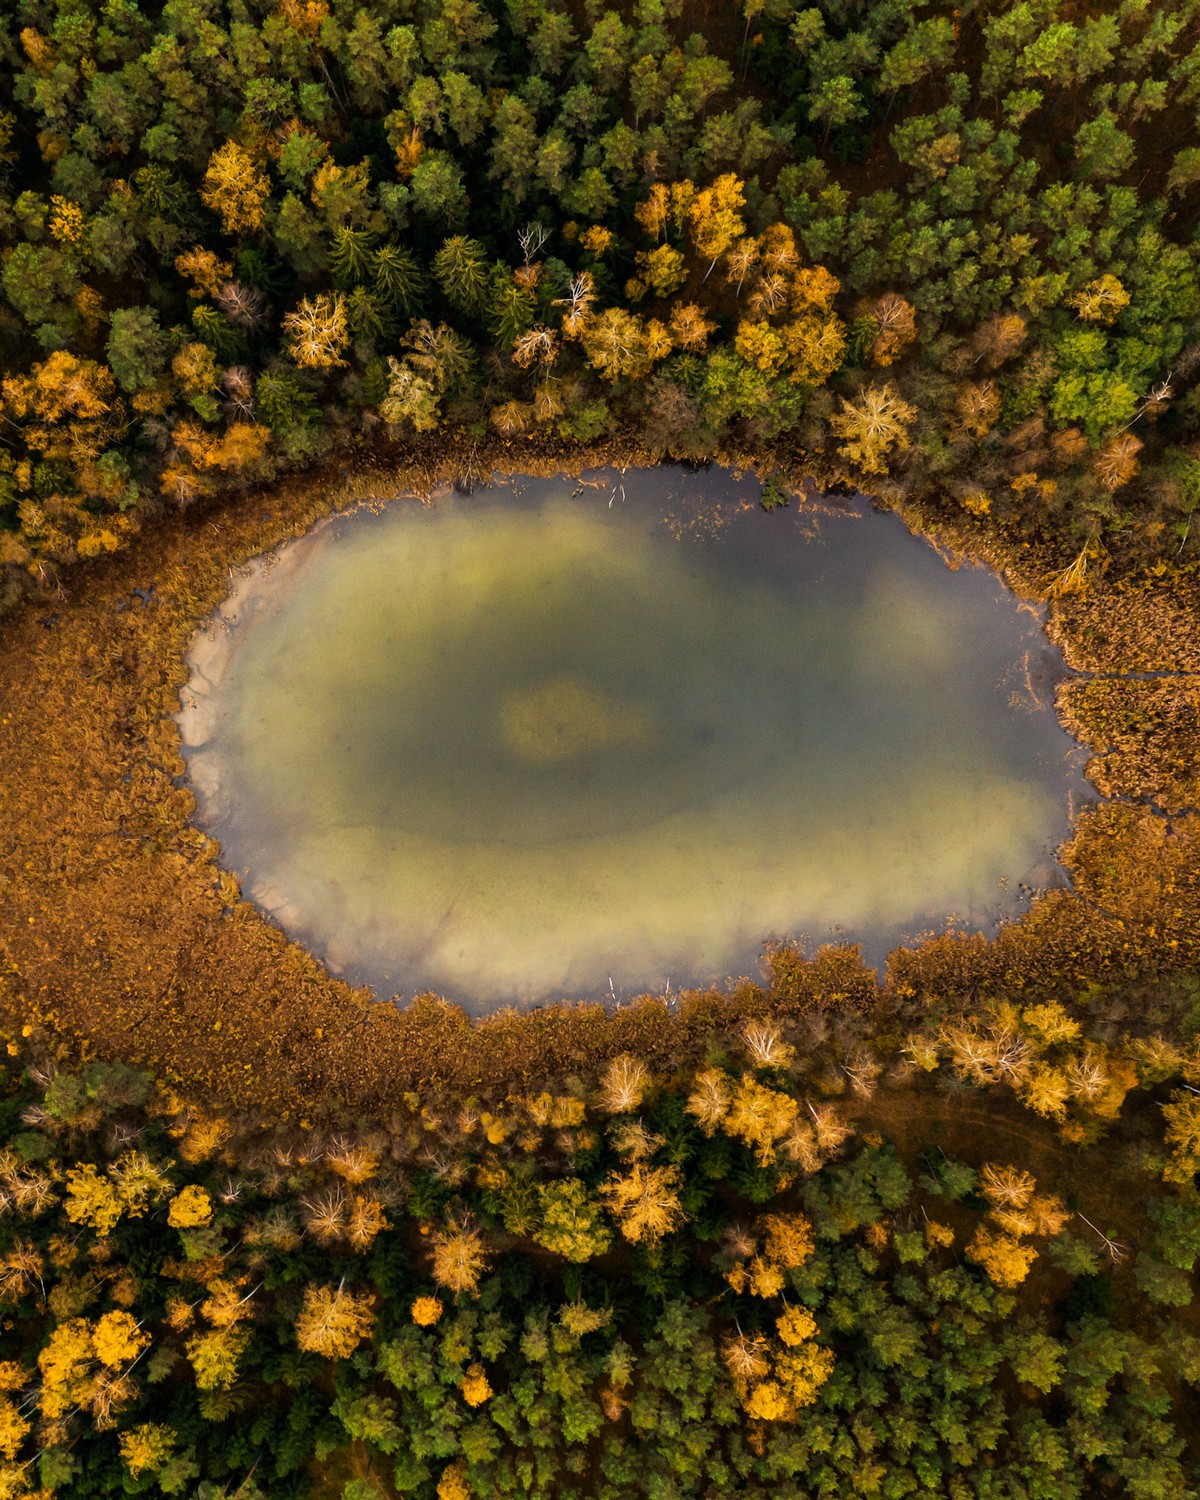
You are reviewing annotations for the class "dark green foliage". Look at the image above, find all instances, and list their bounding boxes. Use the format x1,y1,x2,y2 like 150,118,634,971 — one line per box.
1063,1272,1116,1325
106,307,170,393
0,0,1197,587
759,474,790,512
0,1047,1196,1500
371,243,428,316
256,370,319,432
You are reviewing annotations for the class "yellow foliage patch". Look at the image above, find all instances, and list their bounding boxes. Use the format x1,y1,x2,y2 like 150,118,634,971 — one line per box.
168,1185,213,1229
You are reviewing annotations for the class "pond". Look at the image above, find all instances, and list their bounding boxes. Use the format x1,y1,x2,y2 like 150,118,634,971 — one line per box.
178,466,1094,1013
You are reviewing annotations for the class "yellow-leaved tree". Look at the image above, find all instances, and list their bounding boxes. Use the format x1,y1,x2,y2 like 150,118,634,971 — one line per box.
0,1396,30,1462
167,1184,213,1230
722,1076,800,1166
63,1164,124,1237
965,1160,1070,1287
863,292,917,365
185,1326,251,1391
580,308,669,382
965,1227,1039,1288
600,1162,686,1245
687,174,746,272
411,1296,443,1326
1068,274,1129,324
723,1302,834,1422
294,1284,376,1358
725,1211,816,1296
460,1363,492,1406
437,1461,472,1500
598,1054,650,1114
631,244,688,298
282,292,350,369
119,1423,177,1478
39,1312,150,1433
830,383,917,473
162,420,272,507
685,1068,732,1133
2,349,116,428
201,140,270,236
783,314,847,387
430,1218,489,1297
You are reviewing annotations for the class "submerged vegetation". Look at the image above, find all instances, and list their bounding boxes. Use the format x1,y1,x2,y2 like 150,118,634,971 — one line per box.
2,0,1200,1493
499,677,656,764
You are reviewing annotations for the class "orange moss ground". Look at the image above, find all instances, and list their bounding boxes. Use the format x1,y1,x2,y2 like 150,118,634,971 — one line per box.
1,436,1199,1118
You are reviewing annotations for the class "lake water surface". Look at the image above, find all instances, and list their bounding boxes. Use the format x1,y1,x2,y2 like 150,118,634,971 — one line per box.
178,466,1093,1012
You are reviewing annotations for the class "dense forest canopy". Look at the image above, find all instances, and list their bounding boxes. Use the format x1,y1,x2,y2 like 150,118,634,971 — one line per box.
4,0,1200,1496
1,0,1200,600
0,1009,1199,1500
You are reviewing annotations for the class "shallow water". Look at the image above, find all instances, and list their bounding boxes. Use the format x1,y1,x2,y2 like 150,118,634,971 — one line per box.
178,466,1093,1012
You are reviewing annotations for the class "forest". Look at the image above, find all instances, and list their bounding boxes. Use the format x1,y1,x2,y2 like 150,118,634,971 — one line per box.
1,0,1200,594
1,1002,1200,1500
3,0,1200,1494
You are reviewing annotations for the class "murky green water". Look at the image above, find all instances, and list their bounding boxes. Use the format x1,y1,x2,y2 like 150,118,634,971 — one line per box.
178,467,1092,1012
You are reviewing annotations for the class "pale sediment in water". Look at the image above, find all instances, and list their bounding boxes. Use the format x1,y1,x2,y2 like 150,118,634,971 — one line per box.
178,466,1094,1013
500,677,657,762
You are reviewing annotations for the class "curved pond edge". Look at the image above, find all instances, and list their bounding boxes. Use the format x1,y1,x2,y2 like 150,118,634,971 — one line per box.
175,469,1098,1008
1,432,1199,1114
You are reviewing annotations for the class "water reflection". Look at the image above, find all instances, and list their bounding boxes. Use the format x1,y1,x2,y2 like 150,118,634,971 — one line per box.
178,467,1093,1012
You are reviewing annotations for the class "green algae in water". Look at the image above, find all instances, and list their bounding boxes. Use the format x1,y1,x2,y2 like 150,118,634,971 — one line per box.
178,467,1093,1012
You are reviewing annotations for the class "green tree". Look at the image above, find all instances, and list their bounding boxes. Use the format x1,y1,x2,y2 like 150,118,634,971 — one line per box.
1018,23,1081,83
490,96,539,201
333,1393,403,1454
531,12,577,75
586,11,631,92
411,150,470,227
1049,370,1137,441
1167,147,1200,197
1074,113,1134,181
1009,1329,1064,1392
372,244,427,315
879,19,955,95
1,243,81,341
534,1181,613,1262
106,307,169,393
434,236,491,315
806,76,864,144
537,131,575,196
442,71,487,146
273,192,328,276
563,167,616,221
488,273,537,350
329,227,377,287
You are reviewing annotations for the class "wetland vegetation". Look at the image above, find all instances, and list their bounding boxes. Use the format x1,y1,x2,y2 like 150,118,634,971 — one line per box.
3,0,1200,1493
